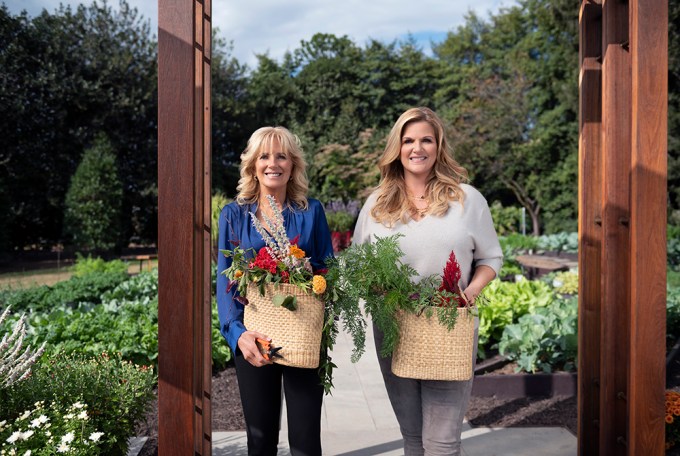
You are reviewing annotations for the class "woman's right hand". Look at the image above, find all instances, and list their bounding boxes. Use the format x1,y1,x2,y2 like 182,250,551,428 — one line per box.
237,330,273,367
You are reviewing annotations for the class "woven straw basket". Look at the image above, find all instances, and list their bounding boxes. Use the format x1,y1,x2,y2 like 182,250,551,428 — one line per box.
391,307,475,381
244,283,324,368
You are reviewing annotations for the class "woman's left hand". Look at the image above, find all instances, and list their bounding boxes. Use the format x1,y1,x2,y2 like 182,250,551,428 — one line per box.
462,287,479,305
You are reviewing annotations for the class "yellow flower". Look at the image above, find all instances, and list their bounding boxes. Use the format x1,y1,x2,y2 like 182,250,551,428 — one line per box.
234,270,243,278
312,275,327,294
290,245,306,259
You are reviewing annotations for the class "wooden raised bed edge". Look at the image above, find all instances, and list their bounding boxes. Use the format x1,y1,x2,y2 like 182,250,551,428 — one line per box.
472,354,577,398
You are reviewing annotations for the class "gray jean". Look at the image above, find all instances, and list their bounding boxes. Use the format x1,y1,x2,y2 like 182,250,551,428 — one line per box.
374,323,479,456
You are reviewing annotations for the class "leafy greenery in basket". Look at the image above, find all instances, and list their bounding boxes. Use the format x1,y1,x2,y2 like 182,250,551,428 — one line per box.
220,195,365,393
327,234,473,358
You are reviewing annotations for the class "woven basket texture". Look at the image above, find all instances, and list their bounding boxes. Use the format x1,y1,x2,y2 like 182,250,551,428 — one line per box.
245,283,324,368
391,307,475,381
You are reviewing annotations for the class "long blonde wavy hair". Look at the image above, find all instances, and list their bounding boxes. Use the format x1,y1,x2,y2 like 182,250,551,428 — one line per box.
371,107,469,226
236,126,309,210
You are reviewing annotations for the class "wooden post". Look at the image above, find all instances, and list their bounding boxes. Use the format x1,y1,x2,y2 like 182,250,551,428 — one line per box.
157,0,212,454
600,0,631,452
579,0,666,454
578,1,602,453
628,0,667,453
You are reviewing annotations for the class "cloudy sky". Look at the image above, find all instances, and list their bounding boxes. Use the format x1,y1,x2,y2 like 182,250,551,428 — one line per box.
6,0,515,68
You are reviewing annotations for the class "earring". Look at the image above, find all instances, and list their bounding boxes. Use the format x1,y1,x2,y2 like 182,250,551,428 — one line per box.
254,176,258,181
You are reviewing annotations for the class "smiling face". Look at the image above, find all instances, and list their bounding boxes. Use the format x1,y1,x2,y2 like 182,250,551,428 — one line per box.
400,120,438,180
254,138,293,200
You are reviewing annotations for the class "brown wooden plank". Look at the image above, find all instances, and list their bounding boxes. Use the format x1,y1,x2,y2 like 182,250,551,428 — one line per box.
628,0,667,453
158,0,212,453
578,1,603,453
515,255,570,270
600,0,631,453
158,0,196,451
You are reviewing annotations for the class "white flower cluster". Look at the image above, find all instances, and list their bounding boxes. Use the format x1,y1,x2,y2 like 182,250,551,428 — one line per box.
0,401,104,455
0,307,46,388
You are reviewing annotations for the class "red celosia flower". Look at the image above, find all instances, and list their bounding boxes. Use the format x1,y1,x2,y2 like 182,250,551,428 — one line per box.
439,251,466,307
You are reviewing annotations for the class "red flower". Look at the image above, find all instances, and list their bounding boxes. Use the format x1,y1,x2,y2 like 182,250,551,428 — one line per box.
251,247,278,274
439,251,466,307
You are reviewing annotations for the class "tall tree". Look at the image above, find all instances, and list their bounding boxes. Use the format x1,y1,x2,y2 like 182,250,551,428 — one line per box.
0,1,157,250
63,134,123,252
211,33,254,196
434,0,579,234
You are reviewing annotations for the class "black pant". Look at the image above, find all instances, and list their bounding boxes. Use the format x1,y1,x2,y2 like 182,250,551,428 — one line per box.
235,354,323,456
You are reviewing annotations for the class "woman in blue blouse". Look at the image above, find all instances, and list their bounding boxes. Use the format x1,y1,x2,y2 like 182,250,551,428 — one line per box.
216,126,333,456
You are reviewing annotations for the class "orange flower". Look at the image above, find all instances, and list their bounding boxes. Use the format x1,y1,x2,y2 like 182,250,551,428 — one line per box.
290,245,306,259
234,270,243,278
312,275,327,294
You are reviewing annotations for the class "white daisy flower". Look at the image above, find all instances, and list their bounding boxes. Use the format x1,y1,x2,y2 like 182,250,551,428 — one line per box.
61,432,74,444
88,432,104,442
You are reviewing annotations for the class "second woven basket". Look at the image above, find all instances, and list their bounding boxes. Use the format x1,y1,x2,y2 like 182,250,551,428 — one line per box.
391,307,475,381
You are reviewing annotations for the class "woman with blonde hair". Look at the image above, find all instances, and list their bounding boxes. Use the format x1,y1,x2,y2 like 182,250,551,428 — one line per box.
216,126,333,455
353,107,503,455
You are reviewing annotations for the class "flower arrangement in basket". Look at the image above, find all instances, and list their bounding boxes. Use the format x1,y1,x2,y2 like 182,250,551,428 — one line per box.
328,234,481,381
220,195,365,393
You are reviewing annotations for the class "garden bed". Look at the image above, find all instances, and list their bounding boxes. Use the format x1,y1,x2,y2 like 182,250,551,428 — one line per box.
472,354,577,398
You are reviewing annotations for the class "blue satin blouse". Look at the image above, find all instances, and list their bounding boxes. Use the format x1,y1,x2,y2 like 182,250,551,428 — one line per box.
216,198,334,353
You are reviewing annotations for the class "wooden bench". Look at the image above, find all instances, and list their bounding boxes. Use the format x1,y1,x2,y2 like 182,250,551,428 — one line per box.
122,254,158,273
515,254,572,279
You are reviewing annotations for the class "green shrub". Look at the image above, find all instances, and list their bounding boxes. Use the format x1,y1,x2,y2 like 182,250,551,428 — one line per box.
478,279,557,357
73,254,128,277
498,296,578,373
324,200,360,232
211,298,232,369
489,201,522,236
668,225,680,271
325,211,356,233
212,192,232,261
0,352,155,455
670,269,680,289
63,134,124,252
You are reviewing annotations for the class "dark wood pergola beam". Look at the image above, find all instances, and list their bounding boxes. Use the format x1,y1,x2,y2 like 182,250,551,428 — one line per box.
157,0,212,454
578,0,667,454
